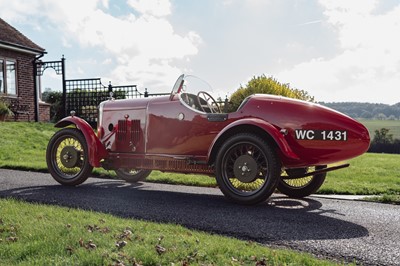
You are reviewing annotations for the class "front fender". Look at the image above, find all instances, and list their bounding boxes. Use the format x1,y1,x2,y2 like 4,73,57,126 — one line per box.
207,118,299,163
55,116,108,167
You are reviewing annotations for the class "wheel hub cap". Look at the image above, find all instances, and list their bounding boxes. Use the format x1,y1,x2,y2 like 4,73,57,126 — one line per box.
60,146,79,168
233,154,258,183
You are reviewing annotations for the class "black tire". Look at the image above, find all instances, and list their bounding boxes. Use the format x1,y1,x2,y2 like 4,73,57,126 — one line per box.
277,166,327,198
215,133,281,205
115,169,152,183
46,128,93,186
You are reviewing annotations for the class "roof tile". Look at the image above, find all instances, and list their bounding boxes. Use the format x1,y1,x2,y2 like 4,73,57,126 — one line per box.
0,17,45,53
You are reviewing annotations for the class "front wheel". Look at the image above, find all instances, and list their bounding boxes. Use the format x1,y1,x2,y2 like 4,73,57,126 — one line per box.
215,133,281,205
277,166,327,198
46,128,93,186
115,169,152,183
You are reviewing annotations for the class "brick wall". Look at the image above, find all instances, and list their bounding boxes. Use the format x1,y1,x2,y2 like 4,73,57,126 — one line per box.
39,102,50,122
0,48,37,122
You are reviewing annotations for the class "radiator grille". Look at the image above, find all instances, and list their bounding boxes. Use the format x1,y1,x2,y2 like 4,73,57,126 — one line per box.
131,119,141,144
116,119,141,151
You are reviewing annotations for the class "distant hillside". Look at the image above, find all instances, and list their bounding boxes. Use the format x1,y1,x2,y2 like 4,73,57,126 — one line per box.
357,119,400,140
319,102,400,120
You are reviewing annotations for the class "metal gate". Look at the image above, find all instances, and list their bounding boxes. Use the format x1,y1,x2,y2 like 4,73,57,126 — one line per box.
65,78,143,127
36,56,169,126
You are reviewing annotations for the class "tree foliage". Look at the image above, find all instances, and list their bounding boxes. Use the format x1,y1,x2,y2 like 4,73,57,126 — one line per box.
369,128,400,154
372,128,393,144
42,89,63,122
229,75,314,112
321,102,400,119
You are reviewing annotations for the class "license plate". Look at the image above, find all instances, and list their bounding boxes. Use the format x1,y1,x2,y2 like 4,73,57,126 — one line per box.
295,130,347,141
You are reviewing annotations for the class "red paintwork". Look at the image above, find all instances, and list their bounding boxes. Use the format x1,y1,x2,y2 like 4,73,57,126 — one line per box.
55,116,108,167
208,117,300,161
238,95,370,166
60,78,370,173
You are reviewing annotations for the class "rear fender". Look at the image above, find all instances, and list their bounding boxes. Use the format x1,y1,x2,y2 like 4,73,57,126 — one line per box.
207,118,299,164
55,116,108,167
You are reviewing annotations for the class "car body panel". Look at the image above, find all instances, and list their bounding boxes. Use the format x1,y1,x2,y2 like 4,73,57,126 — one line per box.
206,117,300,164
234,94,370,166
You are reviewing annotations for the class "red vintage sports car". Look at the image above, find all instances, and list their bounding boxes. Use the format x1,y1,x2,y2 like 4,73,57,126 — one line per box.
46,74,370,205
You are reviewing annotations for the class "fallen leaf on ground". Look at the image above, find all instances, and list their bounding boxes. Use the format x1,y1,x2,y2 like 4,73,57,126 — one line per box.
256,258,267,266
88,240,97,249
118,229,132,240
155,244,166,255
116,240,127,249
6,236,18,242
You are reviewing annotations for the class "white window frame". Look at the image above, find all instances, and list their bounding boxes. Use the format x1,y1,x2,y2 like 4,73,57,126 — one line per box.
0,58,17,96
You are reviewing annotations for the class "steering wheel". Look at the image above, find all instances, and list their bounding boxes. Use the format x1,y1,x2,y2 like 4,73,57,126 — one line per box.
196,91,221,113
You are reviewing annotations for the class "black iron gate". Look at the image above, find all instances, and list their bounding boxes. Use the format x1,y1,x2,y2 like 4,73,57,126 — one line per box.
36,56,169,126
65,78,143,127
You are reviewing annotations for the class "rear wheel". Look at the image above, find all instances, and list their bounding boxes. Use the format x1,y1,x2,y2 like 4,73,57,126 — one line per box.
46,128,93,186
277,166,327,198
115,169,152,183
215,133,280,205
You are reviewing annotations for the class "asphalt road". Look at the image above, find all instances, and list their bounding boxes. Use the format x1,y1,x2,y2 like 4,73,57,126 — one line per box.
0,169,399,265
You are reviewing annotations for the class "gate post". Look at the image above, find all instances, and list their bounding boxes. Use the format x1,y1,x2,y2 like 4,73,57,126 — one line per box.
61,56,67,117
108,81,113,94
33,56,43,122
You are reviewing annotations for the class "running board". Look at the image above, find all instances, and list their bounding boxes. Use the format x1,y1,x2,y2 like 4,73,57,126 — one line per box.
283,163,350,179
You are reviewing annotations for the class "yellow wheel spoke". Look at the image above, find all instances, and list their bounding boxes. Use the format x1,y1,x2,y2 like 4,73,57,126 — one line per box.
283,176,313,188
229,178,265,192
54,137,84,177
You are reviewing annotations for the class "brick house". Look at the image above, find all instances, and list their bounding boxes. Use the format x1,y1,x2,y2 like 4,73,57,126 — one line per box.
0,17,50,122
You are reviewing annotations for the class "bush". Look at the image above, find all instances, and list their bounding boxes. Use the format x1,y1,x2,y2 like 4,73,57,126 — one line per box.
42,90,63,122
369,141,400,154
228,75,314,112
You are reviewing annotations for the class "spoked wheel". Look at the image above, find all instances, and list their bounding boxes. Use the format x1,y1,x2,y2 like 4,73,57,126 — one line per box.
215,133,280,205
277,165,327,198
115,168,152,183
46,128,93,186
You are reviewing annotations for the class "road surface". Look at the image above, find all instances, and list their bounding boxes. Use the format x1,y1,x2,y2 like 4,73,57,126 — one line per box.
0,169,399,265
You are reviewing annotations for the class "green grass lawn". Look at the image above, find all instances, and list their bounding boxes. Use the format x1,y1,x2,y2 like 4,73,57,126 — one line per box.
320,153,400,195
0,198,342,266
0,122,55,171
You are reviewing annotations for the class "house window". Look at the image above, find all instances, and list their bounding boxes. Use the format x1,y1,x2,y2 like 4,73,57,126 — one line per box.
0,59,17,95
0,60,3,93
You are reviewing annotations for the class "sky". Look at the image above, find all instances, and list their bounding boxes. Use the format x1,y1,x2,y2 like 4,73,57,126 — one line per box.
0,0,399,104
